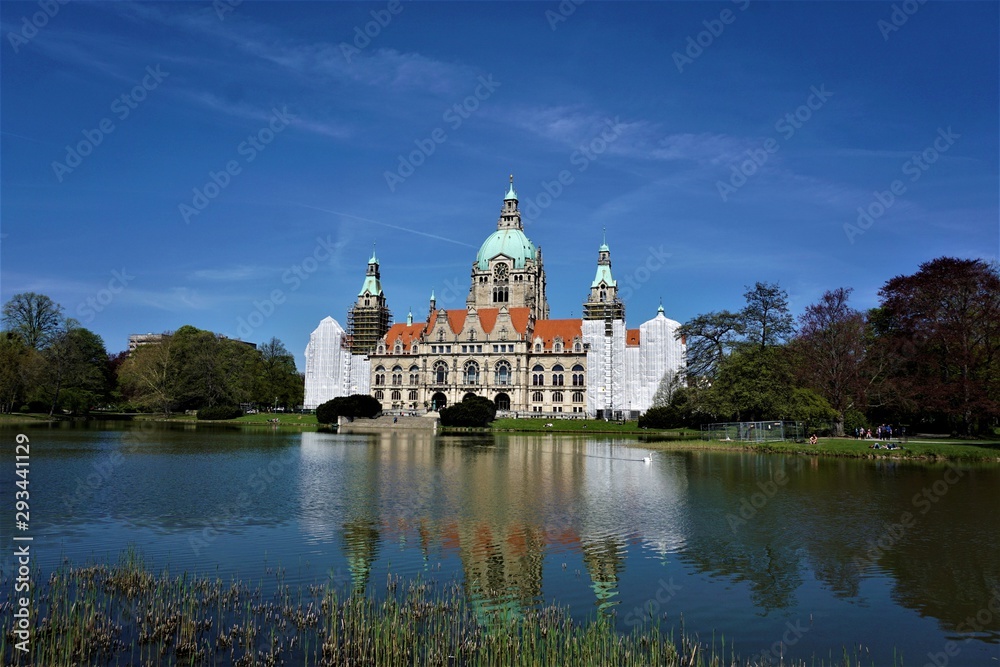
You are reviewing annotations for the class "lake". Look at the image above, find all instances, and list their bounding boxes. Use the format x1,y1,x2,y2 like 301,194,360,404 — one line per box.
1,422,998,665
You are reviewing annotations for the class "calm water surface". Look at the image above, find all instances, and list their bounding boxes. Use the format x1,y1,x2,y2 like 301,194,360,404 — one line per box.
1,422,998,665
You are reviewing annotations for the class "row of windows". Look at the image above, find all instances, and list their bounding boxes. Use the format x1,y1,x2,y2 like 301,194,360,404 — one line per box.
375,362,586,388
531,391,584,403
374,390,585,404
374,390,420,401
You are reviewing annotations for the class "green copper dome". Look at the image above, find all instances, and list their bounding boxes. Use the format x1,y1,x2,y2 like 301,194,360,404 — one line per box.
476,229,535,270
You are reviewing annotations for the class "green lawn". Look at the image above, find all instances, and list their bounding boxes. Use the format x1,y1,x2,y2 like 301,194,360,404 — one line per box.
642,435,1000,461
490,418,700,438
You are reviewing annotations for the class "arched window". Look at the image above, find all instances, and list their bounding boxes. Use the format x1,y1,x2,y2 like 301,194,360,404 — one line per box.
374,390,384,400
574,341,582,353
554,339,562,353
464,361,480,385
434,361,448,385
494,393,511,411
409,365,420,385
374,366,386,386
532,364,545,386
572,364,585,386
391,390,401,401
552,364,564,387
492,286,509,303
572,391,584,403
534,342,543,353
532,391,544,402
408,390,418,401
394,342,402,354
600,289,606,302
392,365,403,386
495,360,511,386
552,391,564,403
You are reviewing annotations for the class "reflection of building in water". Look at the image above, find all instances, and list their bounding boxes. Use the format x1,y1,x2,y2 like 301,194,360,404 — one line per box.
581,536,627,615
294,432,691,613
342,519,380,595
458,522,546,620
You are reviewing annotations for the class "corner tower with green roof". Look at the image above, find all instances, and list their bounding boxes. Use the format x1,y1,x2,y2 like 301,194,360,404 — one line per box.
347,247,392,354
582,231,625,322
467,175,549,321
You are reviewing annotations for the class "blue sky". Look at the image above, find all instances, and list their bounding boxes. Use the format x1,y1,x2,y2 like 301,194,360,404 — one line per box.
2,1,997,369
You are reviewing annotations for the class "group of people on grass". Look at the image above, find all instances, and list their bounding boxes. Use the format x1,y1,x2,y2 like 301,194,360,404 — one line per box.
855,424,898,440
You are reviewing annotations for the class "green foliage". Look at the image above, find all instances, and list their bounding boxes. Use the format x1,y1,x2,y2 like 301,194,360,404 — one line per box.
118,327,303,414
638,406,683,429
844,408,869,435
786,387,837,433
197,405,244,420
439,395,497,427
711,345,795,421
316,394,383,423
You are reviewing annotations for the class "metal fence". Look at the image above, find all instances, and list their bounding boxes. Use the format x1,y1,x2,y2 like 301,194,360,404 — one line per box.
701,420,805,443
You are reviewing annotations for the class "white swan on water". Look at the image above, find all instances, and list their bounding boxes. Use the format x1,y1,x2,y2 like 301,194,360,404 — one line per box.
643,452,652,464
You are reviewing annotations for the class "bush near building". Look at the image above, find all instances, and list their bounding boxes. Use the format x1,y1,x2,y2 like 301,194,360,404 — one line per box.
316,394,382,424
439,395,497,428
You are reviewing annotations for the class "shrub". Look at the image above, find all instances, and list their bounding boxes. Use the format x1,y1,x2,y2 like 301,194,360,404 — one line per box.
638,405,682,429
440,395,497,428
197,405,243,420
316,394,383,424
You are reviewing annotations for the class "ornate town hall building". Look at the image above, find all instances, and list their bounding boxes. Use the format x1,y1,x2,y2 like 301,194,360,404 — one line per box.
304,178,686,418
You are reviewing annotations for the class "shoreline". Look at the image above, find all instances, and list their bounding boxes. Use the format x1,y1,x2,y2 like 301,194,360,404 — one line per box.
3,413,996,462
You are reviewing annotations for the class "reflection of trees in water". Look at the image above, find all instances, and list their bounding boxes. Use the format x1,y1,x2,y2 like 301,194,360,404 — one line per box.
581,536,627,615
876,466,1000,636
677,453,1000,633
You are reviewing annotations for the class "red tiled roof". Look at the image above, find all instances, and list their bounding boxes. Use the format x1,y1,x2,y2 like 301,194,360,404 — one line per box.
508,307,531,334
385,322,426,348
626,329,641,347
531,319,583,350
477,308,499,333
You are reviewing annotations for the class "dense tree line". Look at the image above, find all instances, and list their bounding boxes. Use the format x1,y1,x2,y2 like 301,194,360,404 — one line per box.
661,258,1000,436
0,293,303,415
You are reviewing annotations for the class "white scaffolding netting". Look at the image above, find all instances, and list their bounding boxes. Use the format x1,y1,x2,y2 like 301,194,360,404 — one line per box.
303,316,370,409
583,309,686,418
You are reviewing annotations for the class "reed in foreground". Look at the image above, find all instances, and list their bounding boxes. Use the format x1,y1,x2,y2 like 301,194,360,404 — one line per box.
2,549,881,666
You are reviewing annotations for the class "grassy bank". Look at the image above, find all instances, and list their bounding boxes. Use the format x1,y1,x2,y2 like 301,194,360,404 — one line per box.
640,436,1000,462
0,550,878,667
490,418,1000,461
490,418,700,438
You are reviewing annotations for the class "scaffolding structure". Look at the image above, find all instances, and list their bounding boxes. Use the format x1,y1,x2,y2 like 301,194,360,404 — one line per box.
701,421,805,443
346,303,391,355
582,298,625,322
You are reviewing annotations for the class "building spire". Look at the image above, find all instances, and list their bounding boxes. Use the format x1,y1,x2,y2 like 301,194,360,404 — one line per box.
369,241,378,264
504,174,518,201
658,297,664,315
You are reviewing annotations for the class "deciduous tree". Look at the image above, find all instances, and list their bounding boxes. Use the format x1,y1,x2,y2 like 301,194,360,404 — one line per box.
792,288,866,436
2,292,64,349
877,257,1000,435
